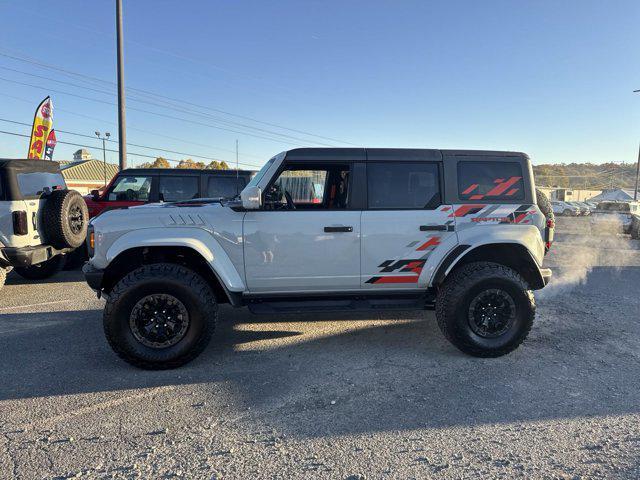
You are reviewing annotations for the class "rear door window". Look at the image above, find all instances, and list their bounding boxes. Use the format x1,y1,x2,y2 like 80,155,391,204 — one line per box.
367,162,440,209
17,172,66,197
206,176,247,199
458,161,524,201
158,176,199,202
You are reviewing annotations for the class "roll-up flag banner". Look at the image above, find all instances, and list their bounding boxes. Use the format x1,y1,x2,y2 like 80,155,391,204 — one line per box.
27,96,54,159
44,129,57,160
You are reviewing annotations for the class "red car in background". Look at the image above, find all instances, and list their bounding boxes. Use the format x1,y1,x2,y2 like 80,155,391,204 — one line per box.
85,167,255,218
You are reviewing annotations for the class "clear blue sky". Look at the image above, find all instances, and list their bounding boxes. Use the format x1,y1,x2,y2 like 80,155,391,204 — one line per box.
0,0,638,169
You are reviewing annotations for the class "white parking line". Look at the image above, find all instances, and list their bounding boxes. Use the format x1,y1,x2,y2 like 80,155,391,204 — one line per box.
0,300,70,312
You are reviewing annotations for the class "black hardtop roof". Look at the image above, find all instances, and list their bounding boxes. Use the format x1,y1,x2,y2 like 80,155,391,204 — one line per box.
0,159,62,173
118,167,255,176
282,148,528,162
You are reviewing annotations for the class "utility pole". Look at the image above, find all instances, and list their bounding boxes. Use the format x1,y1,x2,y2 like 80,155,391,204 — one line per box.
635,143,640,201
95,131,111,187
116,0,127,170
235,139,240,196
634,90,640,200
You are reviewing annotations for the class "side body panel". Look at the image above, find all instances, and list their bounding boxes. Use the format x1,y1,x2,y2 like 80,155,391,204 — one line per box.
243,210,362,292
361,207,456,288
92,204,246,291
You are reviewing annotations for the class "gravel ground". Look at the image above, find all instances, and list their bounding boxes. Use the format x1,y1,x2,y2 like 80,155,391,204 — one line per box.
1,217,639,479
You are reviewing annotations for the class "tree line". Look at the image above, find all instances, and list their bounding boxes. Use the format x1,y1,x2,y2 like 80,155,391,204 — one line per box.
138,157,231,170
533,162,639,190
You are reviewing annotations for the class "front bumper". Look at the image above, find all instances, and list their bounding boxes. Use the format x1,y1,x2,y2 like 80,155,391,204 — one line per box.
0,245,68,268
82,263,104,291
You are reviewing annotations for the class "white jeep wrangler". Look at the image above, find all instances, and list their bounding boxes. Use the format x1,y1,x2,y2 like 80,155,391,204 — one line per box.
83,148,554,369
0,159,89,289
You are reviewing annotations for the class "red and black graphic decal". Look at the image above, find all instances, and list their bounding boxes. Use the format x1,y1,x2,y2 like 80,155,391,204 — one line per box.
366,236,441,284
461,176,522,200
499,204,536,224
449,204,486,217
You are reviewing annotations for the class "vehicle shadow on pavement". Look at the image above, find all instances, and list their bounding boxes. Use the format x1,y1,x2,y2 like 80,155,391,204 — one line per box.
1,266,640,438
5,269,86,286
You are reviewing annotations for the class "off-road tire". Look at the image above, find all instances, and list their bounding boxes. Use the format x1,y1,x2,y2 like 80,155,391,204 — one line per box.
435,262,535,357
103,263,217,369
535,188,554,223
14,254,66,280
42,189,89,249
0,267,6,290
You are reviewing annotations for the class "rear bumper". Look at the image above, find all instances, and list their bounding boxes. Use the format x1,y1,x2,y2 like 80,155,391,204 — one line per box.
540,268,552,286
0,245,67,268
82,263,104,291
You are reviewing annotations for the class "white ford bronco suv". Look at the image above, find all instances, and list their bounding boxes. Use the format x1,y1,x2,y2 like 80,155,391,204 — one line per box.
0,159,89,289
83,148,554,369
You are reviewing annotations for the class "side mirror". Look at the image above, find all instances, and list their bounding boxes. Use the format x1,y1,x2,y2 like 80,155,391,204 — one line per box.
241,186,262,210
90,189,100,201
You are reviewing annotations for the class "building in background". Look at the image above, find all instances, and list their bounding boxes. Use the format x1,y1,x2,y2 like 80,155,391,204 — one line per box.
58,149,119,194
550,188,602,202
589,188,636,202
72,148,93,161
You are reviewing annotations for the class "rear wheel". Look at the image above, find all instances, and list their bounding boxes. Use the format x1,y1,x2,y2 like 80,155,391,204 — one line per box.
435,262,535,357
14,255,66,280
103,263,217,369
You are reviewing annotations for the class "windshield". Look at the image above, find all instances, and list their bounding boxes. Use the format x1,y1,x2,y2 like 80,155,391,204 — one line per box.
245,153,282,189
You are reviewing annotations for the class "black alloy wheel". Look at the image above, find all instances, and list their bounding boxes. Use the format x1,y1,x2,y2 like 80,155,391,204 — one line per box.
467,288,517,338
129,294,190,348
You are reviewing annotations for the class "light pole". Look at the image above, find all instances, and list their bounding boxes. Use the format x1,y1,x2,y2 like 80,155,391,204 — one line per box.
95,131,111,187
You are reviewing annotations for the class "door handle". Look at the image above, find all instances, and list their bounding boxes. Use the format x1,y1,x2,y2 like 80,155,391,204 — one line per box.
324,226,353,233
420,224,447,231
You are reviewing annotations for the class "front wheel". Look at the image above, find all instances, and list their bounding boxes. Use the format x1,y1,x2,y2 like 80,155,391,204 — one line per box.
435,262,535,357
103,263,217,369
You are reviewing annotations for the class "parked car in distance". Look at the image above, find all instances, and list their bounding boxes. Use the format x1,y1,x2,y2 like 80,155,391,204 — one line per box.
0,159,89,288
84,168,255,219
591,200,640,235
568,201,591,215
551,200,579,216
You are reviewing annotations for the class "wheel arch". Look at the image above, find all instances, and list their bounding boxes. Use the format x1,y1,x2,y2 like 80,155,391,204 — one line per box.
433,242,546,290
102,246,242,306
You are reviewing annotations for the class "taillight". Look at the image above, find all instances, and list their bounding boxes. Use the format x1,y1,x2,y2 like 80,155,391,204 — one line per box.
12,211,28,235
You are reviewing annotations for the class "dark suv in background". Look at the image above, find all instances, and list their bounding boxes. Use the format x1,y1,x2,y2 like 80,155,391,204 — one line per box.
84,168,255,219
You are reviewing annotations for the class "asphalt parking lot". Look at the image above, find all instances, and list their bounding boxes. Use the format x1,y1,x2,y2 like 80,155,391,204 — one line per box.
1,217,640,479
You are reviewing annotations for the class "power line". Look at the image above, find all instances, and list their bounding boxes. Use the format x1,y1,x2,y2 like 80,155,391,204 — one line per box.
0,50,359,146
0,91,267,160
0,67,341,147
0,75,334,148
0,120,263,169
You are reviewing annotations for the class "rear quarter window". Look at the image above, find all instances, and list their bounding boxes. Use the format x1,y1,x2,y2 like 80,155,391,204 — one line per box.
17,172,66,198
458,161,524,201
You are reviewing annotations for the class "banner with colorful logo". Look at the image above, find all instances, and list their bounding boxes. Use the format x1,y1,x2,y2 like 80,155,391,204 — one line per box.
44,129,57,160
27,96,54,159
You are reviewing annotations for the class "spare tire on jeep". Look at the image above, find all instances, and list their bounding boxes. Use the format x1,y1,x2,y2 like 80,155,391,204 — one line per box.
42,189,89,249
535,188,554,224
